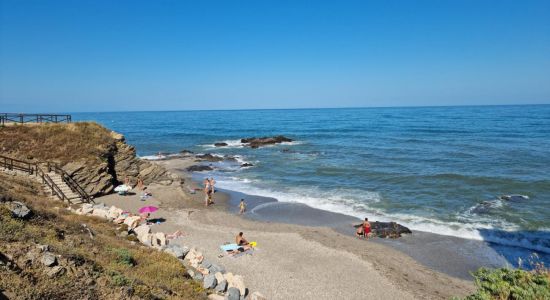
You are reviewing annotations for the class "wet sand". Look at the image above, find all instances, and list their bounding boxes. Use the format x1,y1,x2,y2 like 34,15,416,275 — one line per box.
94,157,478,299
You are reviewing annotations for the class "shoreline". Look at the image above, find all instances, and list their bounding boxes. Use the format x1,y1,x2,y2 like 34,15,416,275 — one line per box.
154,155,526,278
134,156,478,299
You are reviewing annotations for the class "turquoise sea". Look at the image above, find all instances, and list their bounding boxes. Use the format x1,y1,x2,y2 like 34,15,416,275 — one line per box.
74,105,550,256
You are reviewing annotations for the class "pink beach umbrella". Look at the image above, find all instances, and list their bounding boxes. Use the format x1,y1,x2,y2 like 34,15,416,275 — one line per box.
138,206,158,214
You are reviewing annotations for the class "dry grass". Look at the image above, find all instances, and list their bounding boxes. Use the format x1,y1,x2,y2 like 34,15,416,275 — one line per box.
0,122,115,165
0,173,206,300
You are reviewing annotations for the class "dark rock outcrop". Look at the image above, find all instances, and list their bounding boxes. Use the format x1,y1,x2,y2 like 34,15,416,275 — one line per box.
241,136,293,148
355,221,412,238
499,194,529,201
214,142,228,147
186,165,214,172
195,153,224,162
241,163,254,168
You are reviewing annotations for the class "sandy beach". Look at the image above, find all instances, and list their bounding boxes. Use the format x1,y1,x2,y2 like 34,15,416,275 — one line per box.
96,156,475,300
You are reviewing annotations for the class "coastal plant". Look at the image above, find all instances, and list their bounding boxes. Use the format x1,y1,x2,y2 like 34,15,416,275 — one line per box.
110,247,135,266
460,267,550,300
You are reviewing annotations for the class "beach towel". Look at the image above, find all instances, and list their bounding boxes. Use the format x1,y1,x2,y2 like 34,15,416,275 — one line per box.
220,243,239,252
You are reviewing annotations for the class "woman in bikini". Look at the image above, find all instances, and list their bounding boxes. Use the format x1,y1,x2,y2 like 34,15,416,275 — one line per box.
203,178,211,207
356,217,372,239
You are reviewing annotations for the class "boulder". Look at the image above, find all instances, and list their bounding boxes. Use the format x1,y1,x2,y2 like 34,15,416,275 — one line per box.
240,163,254,168
226,287,240,300
124,216,141,230
215,272,225,283
107,206,124,219
227,274,246,296
203,274,217,289
250,292,267,300
153,232,167,247
164,244,186,259
208,263,225,274
47,266,66,278
91,208,109,219
241,136,293,148
195,153,224,162
214,142,228,147
201,259,212,269
187,165,214,172
40,252,57,267
355,221,412,238
7,201,32,219
215,279,228,293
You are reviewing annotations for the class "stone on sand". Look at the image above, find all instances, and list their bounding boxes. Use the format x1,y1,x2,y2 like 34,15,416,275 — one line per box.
203,274,217,289
215,279,228,293
225,287,240,300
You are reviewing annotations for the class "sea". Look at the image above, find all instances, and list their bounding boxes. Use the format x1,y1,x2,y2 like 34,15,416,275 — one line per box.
73,105,550,265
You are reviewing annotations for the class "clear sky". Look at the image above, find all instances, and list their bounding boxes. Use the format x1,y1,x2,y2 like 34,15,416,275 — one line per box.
1,0,549,112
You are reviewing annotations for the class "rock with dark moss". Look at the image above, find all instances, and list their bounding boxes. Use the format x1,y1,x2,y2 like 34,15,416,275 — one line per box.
186,165,214,172
241,136,293,148
214,142,228,147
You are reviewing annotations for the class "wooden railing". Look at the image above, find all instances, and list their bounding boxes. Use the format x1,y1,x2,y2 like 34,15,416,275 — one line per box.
0,113,72,125
0,154,92,204
0,155,34,174
48,162,93,203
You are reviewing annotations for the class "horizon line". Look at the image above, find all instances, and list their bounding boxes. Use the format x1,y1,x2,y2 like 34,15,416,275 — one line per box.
2,102,549,115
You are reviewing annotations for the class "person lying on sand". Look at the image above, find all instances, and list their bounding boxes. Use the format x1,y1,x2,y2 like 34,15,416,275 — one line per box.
356,218,372,239
226,244,252,256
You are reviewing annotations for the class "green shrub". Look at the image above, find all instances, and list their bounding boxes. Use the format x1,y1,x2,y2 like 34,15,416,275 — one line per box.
110,248,135,266
460,267,550,300
108,270,132,286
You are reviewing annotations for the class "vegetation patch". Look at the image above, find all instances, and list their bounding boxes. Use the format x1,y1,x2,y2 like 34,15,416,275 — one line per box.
458,266,549,300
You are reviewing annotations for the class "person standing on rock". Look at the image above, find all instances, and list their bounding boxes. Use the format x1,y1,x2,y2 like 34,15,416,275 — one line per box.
239,199,247,214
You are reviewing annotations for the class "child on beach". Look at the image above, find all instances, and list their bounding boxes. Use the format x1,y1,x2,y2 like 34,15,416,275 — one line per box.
239,199,247,214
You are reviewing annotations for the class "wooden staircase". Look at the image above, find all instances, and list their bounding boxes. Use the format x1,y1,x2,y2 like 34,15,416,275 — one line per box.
0,154,93,204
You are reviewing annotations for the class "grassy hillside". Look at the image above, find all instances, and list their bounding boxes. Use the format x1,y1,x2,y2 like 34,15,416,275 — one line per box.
0,173,205,300
0,122,115,165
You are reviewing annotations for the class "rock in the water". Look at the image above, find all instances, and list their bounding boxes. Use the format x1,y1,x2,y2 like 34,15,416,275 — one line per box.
195,153,224,162
240,163,254,168
180,149,194,155
250,291,267,300
47,266,65,278
203,274,217,289
7,201,32,219
40,252,57,267
214,142,228,147
186,165,214,172
215,279,228,293
226,287,240,300
470,200,501,215
241,136,293,148
499,194,529,201
355,221,412,238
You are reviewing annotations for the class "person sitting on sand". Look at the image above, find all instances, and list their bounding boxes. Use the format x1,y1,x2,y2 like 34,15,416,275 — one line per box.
140,212,150,223
239,199,247,214
136,176,144,191
236,232,249,246
356,218,372,239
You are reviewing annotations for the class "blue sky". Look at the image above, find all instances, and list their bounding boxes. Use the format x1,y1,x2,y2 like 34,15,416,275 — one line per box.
1,0,549,112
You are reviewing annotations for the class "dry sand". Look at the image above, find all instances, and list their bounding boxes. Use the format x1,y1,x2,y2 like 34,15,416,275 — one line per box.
97,157,474,300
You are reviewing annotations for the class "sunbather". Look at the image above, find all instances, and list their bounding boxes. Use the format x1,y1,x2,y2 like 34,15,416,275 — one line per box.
236,232,249,246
